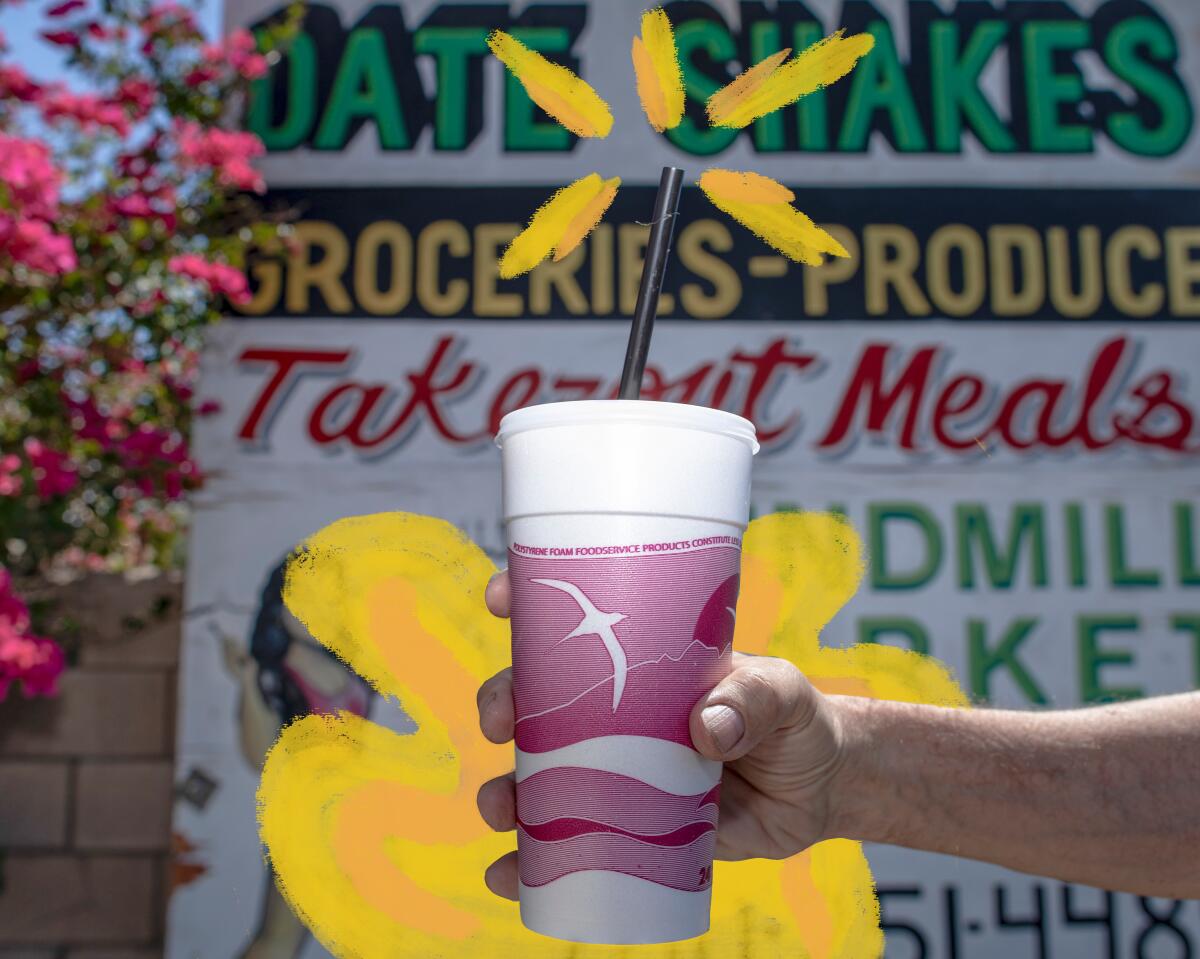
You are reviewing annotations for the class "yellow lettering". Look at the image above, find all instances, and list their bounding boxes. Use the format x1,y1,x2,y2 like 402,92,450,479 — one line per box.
529,245,588,315
591,224,615,316
354,221,412,315
1166,226,1200,317
287,221,351,314
1106,226,1163,318
989,226,1045,317
865,225,931,316
1047,226,1102,319
416,220,469,316
473,224,523,317
239,257,281,316
677,219,741,319
803,226,858,317
926,225,986,317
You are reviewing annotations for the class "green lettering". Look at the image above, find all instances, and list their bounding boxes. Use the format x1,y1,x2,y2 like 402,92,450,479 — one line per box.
859,617,929,655
1104,17,1192,157
1175,502,1200,586
414,27,490,150
668,19,739,156
314,28,408,150
1078,615,1141,703
1023,21,1092,153
838,21,928,152
1065,502,1087,587
968,617,1047,704
1169,614,1200,687
1105,504,1161,587
869,502,942,590
956,503,1048,590
505,28,572,151
930,20,1015,153
248,31,316,150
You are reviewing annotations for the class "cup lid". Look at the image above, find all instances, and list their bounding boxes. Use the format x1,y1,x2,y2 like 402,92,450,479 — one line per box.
496,400,759,454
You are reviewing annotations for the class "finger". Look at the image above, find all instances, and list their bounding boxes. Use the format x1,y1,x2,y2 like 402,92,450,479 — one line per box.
476,667,515,744
689,656,814,762
711,767,772,861
485,570,511,618
477,771,517,832
484,850,519,901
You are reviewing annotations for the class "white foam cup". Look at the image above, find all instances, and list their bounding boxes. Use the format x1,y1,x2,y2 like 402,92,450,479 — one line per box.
496,400,758,944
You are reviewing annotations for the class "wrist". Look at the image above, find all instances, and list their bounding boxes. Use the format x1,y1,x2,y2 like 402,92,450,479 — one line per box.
821,695,896,845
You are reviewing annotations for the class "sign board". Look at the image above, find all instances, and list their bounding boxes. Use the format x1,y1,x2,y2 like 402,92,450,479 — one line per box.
168,2,1200,956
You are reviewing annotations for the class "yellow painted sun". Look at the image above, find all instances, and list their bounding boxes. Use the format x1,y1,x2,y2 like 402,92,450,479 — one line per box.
488,10,875,279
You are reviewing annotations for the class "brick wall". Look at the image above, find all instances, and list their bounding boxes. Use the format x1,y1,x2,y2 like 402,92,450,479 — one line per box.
0,575,183,958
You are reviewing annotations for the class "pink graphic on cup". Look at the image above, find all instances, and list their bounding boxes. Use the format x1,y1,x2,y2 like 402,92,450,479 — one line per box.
516,766,721,891
510,545,739,753
510,543,740,894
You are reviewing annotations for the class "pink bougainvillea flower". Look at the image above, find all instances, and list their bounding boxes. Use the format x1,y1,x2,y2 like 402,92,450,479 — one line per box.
46,0,86,16
169,252,252,304
0,455,23,497
0,568,65,701
22,437,79,499
196,399,222,416
40,29,80,46
116,76,155,116
0,625,67,700
0,569,29,632
0,216,77,274
142,1,197,38
174,119,266,192
40,88,131,135
225,28,268,79
0,134,62,217
0,64,42,102
184,65,219,87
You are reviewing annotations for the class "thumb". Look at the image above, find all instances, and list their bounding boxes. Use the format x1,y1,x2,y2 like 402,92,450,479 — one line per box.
689,656,812,761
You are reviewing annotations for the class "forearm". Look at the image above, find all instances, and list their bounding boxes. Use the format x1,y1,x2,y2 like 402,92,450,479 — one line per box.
826,693,1200,898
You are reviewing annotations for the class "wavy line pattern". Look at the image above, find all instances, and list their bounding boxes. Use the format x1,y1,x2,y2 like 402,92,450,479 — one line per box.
519,766,719,833
516,759,721,891
518,827,717,892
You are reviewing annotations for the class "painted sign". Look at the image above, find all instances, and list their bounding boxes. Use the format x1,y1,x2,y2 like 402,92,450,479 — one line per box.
168,1,1200,956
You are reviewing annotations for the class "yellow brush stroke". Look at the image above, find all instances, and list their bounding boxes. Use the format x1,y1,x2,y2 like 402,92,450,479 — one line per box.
700,169,849,266
632,8,684,132
498,173,612,279
553,176,619,261
260,509,968,958
705,47,791,128
488,30,613,138
701,168,795,204
708,30,876,129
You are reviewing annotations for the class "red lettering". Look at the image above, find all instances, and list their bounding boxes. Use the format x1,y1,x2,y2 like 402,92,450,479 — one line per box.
1054,336,1127,450
237,348,351,442
489,369,542,436
819,344,939,451
305,336,482,448
729,339,817,444
932,374,987,450
1115,370,1197,451
993,380,1068,450
309,383,389,445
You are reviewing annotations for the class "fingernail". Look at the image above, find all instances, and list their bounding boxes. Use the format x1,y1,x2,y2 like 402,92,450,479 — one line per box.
702,704,744,754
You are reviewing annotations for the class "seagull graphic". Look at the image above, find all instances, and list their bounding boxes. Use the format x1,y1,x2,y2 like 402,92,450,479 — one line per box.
532,578,630,712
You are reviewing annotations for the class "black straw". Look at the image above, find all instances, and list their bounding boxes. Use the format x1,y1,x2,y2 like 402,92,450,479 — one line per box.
618,166,684,400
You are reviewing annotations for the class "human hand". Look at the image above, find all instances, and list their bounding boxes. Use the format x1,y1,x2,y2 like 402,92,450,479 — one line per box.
474,570,849,900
